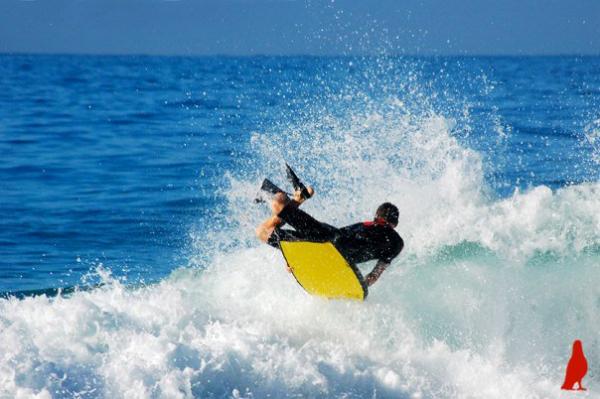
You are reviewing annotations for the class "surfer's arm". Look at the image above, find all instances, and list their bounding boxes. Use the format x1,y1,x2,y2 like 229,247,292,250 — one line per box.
366,235,403,286
365,260,389,286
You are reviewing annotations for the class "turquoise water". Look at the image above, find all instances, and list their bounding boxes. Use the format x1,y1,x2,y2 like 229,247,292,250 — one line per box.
0,54,599,398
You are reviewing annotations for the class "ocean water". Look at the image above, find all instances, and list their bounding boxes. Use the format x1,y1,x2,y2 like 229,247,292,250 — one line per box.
0,54,599,398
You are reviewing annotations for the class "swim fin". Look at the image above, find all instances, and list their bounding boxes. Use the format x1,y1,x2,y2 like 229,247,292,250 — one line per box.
254,178,290,203
285,163,312,200
260,178,286,195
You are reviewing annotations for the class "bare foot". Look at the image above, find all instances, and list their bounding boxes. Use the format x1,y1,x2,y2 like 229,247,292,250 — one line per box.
270,186,314,217
293,186,314,204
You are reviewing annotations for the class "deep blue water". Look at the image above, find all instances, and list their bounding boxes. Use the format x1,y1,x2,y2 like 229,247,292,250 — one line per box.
1,54,599,294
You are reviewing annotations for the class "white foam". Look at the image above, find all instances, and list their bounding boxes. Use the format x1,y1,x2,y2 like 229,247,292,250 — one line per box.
3,243,597,397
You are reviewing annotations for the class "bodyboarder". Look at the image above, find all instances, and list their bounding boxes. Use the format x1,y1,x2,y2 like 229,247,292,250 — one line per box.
256,186,404,287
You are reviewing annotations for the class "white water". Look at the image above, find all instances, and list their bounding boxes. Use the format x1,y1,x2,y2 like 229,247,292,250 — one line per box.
2,98,600,398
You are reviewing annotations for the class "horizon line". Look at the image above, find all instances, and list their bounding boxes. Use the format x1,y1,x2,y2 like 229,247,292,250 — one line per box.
2,50,600,59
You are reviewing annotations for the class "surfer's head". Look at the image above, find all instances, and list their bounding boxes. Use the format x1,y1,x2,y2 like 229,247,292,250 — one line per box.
375,202,399,227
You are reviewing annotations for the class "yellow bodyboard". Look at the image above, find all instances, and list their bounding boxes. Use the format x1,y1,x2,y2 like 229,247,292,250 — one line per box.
279,241,367,301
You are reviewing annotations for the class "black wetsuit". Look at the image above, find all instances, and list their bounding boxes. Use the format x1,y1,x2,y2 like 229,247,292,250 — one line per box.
267,204,404,265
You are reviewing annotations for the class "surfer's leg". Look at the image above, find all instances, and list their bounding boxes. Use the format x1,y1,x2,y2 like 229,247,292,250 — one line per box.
270,192,290,215
265,228,307,248
269,187,314,213
257,191,321,243
277,202,338,241
256,214,283,243
255,192,298,243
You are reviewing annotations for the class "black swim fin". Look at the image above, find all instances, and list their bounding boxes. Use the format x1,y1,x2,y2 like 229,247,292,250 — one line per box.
285,163,312,200
254,178,290,203
261,178,286,195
